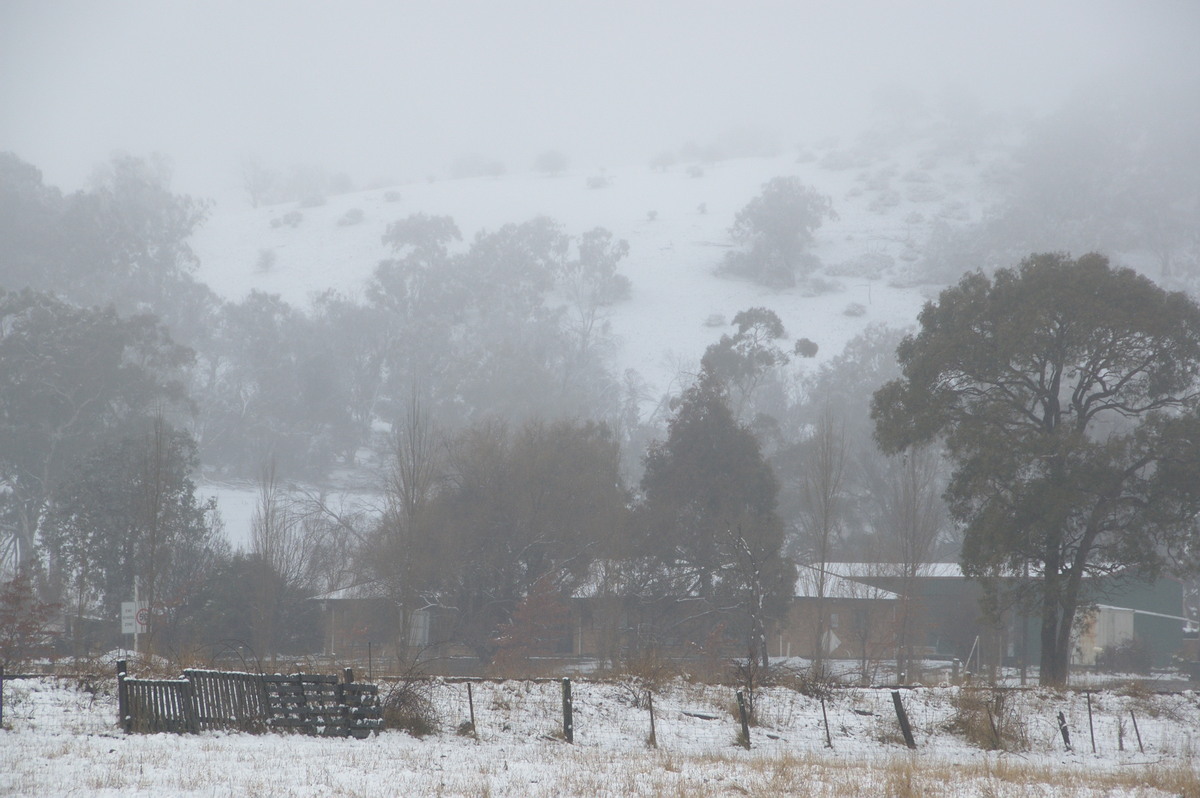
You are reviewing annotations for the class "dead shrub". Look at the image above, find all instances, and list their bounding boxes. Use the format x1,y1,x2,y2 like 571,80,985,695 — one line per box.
945,687,1028,751
380,674,438,737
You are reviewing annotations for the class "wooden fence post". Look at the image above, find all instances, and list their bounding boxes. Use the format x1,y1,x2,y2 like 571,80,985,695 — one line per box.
1130,710,1144,754
1057,710,1072,751
646,691,657,748
821,695,833,749
1,666,5,729
736,690,751,750
891,690,916,749
466,682,477,739
561,678,574,743
116,659,130,734
1086,691,1096,754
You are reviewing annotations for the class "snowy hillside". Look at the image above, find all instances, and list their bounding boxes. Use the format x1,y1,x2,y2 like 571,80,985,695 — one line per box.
192,146,998,399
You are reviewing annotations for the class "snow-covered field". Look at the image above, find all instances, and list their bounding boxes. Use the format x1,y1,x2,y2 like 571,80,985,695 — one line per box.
4,675,1199,796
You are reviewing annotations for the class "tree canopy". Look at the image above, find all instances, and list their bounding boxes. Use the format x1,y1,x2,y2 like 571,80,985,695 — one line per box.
873,253,1200,684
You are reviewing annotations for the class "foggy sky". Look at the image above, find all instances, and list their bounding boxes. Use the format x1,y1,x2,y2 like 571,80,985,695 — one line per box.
2,0,1196,198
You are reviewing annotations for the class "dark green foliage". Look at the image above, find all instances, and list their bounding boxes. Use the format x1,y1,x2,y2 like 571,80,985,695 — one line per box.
0,290,194,571
638,371,795,663
418,419,629,661
873,253,1200,684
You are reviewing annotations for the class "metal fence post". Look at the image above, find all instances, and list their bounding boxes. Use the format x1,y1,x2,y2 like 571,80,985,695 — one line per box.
116,659,130,734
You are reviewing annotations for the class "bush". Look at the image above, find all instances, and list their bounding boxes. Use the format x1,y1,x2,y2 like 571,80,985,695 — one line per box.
255,249,276,274
844,302,867,317
336,208,364,226
793,338,819,358
380,676,438,737
1098,636,1154,674
945,687,1029,751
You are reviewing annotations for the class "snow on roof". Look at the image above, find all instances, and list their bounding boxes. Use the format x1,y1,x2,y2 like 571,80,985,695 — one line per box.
793,565,899,600
818,562,967,579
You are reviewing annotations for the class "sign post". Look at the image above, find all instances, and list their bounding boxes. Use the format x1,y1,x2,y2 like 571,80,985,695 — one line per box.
122,577,149,654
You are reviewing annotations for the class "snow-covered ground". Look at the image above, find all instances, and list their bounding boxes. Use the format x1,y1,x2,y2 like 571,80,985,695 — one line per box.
3,675,1199,796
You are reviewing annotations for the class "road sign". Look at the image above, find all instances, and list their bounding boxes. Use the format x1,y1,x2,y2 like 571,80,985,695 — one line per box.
122,601,149,634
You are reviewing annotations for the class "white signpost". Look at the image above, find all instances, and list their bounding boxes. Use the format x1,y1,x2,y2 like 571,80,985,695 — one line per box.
121,601,149,635
122,576,149,653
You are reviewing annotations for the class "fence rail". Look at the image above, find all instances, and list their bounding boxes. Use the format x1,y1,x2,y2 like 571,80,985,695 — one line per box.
116,661,381,738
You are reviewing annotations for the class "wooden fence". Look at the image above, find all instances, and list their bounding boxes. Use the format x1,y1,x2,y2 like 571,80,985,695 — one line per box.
117,661,382,738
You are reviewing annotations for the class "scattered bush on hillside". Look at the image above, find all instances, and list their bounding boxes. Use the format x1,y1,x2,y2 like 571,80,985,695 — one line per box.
382,190,402,203
843,302,867,317
793,338,819,358
255,248,276,274
337,208,365,226
828,251,895,279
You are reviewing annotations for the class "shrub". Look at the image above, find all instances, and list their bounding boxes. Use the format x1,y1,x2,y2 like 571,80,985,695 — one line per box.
793,338,819,358
380,675,438,737
255,249,276,274
1098,636,1154,674
844,302,867,317
945,687,1029,751
382,190,402,203
336,208,365,226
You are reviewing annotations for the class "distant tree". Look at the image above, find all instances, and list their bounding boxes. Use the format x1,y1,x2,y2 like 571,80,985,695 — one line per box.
41,416,223,656
0,571,58,671
424,419,627,661
533,149,569,176
721,176,837,288
873,253,1200,685
796,407,847,673
239,156,278,208
700,307,790,420
0,290,193,575
639,371,795,667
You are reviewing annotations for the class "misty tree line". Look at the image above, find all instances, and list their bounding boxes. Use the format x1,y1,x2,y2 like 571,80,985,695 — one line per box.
0,148,957,667
2,70,1198,678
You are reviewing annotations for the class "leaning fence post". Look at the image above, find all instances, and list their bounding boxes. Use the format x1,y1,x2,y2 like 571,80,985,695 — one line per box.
467,682,478,739
646,691,657,748
561,677,574,743
1130,710,1144,754
736,690,751,749
891,690,917,749
116,659,130,734
1057,710,1072,751
821,694,833,749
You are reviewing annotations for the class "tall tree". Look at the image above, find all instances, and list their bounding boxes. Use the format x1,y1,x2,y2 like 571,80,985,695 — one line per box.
0,290,192,575
873,253,1200,685
639,371,794,667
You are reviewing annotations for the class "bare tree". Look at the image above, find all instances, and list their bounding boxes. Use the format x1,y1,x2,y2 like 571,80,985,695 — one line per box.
250,459,324,666
375,393,445,662
799,408,847,674
882,446,945,683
